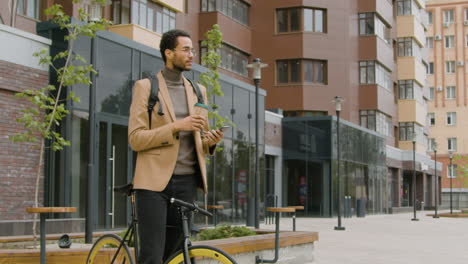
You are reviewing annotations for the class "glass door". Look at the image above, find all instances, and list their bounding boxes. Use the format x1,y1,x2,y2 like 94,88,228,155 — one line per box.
96,115,132,229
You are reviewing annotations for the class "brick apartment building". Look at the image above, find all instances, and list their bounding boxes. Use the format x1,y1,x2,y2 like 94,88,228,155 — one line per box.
0,0,445,235
426,0,468,209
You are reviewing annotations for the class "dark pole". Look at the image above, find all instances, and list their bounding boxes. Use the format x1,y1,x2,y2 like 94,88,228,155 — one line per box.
433,149,439,218
254,77,260,229
334,104,345,231
247,58,266,229
86,37,97,243
449,152,453,214
411,139,418,221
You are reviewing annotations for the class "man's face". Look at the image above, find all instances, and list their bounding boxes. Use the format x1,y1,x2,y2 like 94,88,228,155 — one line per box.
167,36,194,71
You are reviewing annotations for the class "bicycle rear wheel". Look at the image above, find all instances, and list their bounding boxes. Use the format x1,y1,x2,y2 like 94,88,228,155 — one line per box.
86,233,134,264
165,245,236,264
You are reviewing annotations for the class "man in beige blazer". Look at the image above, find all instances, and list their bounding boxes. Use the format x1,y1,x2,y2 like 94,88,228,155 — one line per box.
128,29,223,264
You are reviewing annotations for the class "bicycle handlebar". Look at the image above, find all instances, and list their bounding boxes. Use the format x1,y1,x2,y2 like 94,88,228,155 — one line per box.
170,197,213,217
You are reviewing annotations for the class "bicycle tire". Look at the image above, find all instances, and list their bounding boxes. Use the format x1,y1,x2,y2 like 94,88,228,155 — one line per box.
86,233,135,264
165,245,237,264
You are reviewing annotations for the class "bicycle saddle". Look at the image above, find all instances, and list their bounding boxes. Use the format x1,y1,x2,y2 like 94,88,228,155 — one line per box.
114,183,134,196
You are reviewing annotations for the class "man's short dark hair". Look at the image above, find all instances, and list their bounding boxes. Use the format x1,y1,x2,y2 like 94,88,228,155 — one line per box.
160,29,191,63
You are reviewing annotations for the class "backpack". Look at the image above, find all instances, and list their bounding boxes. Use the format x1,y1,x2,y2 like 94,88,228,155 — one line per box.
146,75,204,128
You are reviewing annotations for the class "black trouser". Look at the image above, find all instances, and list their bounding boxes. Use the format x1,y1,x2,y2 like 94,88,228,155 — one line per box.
135,174,199,264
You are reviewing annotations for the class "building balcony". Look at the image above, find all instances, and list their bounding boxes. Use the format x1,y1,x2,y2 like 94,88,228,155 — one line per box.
359,84,396,117
397,15,425,47
199,12,251,53
397,57,426,86
357,0,393,25
158,0,184,12
398,99,427,126
359,35,394,70
108,24,161,50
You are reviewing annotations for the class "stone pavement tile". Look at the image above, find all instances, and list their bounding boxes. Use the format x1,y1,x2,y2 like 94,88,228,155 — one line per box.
261,210,468,264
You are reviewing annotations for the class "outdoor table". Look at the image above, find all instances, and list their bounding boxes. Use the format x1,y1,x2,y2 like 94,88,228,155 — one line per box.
26,207,77,264
288,206,304,231
256,207,295,263
207,205,224,226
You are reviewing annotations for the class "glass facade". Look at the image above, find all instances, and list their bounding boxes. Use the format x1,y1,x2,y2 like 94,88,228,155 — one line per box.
44,30,265,230
283,117,387,217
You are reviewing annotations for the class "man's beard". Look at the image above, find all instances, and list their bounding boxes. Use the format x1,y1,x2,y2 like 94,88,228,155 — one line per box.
173,59,190,72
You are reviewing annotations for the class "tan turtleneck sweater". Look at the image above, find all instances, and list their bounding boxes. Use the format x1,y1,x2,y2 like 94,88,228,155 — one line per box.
162,67,196,175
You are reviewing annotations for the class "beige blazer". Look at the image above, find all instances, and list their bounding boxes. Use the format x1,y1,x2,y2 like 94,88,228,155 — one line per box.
128,71,212,193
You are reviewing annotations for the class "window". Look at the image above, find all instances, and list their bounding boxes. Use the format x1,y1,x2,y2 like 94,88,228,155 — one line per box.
303,60,326,83
448,137,457,151
466,35,468,47
129,0,176,34
398,38,413,56
428,62,434,74
112,0,131,24
445,35,455,48
360,110,392,136
446,86,456,99
446,61,455,73
202,44,249,76
428,138,436,151
360,61,392,90
276,59,327,84
399,122,414,141
277,7,326,33
428,112,435,126
465,8,468,21
201,0,249,25
447,112,456,125
426,37,434,49
448,164,457,178
399,80,414,99
397,0,412,15
429,87,435,100
16,0,39,19
444,9,454,23
359,13,390,42
428,11,433,24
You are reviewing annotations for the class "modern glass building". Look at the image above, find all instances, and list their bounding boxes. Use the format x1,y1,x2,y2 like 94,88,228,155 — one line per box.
40,26,266,230
283,116,387,217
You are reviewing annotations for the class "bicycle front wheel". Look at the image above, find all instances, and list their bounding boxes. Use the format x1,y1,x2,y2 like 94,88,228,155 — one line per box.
165,245,236,264
86,234,134,264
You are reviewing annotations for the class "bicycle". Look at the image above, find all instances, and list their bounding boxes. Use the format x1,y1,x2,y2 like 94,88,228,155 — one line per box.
86,183,237,264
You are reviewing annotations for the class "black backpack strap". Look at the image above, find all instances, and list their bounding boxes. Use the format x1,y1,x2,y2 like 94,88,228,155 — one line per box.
147,75,164,129
187,78,204,104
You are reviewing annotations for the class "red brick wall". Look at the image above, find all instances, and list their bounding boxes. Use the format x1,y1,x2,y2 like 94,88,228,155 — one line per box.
0,60,48,220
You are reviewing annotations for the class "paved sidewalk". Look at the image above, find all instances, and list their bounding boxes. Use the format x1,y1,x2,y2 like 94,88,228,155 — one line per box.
261,210,468,264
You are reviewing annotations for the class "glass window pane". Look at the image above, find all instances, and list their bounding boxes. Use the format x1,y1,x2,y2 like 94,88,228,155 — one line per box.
304,9,313,31
277,10,288,32
147,8,154,31
304,61,313,82
315,10,323,32
290,8,300,31
139,2,147,27
316,62,324,83
131,0,139,24
290,60,301,82
277,61,289,83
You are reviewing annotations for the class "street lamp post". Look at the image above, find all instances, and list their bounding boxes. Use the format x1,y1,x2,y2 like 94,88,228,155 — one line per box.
246,58,267,229
333,96,345,231
411,133,419,221
449,151,453,214
434,143,439,218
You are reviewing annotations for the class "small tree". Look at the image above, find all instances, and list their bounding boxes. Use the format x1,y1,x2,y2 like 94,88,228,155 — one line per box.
452,155,468,209
199,24,233,129
10,0,110,239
